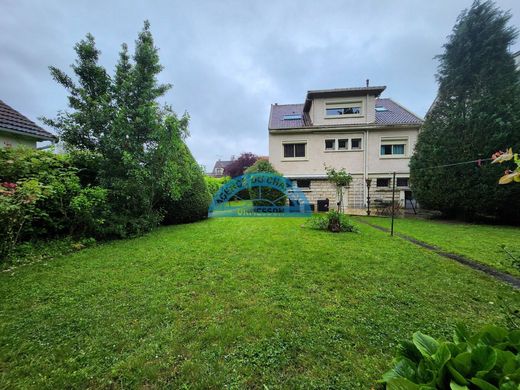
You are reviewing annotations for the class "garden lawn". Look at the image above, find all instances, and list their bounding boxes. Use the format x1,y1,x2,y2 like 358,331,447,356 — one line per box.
0,218,518,389
356,216,520,278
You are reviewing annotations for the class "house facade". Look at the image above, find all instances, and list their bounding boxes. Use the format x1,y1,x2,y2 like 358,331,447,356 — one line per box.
209,159,232,177
268,86,423,209
0,99,56,148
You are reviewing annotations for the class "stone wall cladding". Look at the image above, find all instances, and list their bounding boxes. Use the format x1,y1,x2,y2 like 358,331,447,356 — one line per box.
304,177,365,209
303,178,406,209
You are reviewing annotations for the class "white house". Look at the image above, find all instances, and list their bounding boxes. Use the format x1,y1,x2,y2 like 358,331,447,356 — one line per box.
268,85,423,210
0,99,56,148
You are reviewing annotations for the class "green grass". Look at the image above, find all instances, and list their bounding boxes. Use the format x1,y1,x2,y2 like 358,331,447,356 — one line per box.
356,216,520,277
0,218,518,389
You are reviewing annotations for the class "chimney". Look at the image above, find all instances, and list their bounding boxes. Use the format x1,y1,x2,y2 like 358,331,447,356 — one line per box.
366,79,369,88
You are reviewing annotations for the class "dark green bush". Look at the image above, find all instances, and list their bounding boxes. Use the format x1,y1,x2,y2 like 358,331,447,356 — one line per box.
381,324,520,389
304,211,358,233
161,148,210,224
244,159,286,206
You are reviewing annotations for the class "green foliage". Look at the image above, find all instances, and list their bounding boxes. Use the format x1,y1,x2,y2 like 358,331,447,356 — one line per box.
410,1,520,222
305,210,358,233
491,148,520,184
325,165,353,212
43,21,205,237
245,159,287,206
69,187,109,236
0,148,109,260
0,179,45,260
382,324,520,389
205,175,230,197
160,146,211,225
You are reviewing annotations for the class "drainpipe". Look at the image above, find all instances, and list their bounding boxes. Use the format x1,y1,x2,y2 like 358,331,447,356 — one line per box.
363,129,368,207
363,79,369,207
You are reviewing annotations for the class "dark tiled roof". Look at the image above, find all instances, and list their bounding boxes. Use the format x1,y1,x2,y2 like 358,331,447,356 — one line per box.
269,104,312,129
374,98,423,125
213,160,232,170
0,100,56,141
269,98,422,129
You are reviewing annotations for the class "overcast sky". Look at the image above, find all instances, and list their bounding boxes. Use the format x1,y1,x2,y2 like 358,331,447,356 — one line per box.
2,0,519,170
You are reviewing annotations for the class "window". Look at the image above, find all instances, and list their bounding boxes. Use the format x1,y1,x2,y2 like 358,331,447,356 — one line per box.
351,138,362,150
325,139,336,150
283,114,302,120
338,139,348,150
283,142,306,158
380,138,407,156
296,179,311,189
396,177,409,187
375,106,388,112
326,106,361,116
376,178,390,187
325,101,362,117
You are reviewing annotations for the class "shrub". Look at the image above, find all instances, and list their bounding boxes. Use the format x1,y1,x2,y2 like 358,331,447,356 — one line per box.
245,159,286,206
161,147,211,224
69,186,109,237
205,175,230,198
304,210,357,233
381,324,520,389
0,148,110,260
0,148,81,238
0,179,45,260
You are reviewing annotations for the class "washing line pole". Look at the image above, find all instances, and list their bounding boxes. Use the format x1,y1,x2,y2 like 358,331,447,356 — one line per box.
391,171,396,237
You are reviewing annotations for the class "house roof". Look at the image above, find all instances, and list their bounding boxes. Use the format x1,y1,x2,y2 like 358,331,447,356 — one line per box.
213,159,232,171
0,100,56,141
303,86,386,112
269,98,423,130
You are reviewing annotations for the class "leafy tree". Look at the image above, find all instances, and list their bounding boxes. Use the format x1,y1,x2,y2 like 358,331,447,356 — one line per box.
44,21,208,236
224,152,258,178
244,159,286,206
325,165,352,212
410,0,520,222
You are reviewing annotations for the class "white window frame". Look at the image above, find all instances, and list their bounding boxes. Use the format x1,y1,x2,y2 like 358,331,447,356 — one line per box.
323,137,363,152
337,138,349,150
350,138,362,150
379,136,409,159
281,140,308,161
324,139,336,151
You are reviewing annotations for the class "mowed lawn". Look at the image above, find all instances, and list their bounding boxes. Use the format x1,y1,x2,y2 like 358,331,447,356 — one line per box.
1,218,518,389
356,216,520,277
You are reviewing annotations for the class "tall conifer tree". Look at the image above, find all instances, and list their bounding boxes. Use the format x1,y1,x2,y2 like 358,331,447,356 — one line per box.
410,0,520,222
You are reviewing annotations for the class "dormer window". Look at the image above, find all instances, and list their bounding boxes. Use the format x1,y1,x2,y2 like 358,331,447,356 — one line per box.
325,101,362,117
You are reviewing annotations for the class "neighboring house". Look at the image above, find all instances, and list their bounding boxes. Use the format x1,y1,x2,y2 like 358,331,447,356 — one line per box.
0,100,56,148
209,159,232,177
268,85,423,209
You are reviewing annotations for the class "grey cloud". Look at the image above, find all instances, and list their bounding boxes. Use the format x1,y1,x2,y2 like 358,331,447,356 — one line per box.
1,0,519,169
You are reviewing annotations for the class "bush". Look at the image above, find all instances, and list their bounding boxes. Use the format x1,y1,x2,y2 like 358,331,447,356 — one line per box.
0,148,109,260
161,147,211,224
244,159,286,206
205,175,230,198
304,211,357,233
381,324,520,389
